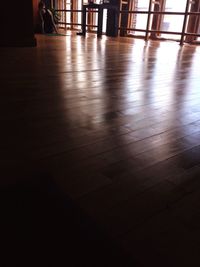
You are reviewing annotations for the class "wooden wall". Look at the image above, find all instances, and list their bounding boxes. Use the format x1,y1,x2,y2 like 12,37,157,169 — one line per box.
33,0,40,30
0,0,36,46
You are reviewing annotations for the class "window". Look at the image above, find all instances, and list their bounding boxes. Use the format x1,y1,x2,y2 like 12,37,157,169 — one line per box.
160,0,187,40
54,0,200,44
134,0,150,36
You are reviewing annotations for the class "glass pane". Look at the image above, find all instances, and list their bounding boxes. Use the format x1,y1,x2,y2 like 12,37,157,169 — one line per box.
133,14,148,36
92,9,110,33
66,0,71,26
103,10,107,33
160,0,187,40
77,0,82,29
165,0,187,12
161,14,185,39
132,0,150,36
137,0,149,11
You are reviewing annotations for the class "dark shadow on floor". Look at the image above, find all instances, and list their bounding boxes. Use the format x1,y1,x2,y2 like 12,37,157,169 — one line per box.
0,174,141,267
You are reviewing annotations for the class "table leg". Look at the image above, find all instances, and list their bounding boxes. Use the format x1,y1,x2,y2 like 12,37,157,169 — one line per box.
82,6,86,36
97,7,103,37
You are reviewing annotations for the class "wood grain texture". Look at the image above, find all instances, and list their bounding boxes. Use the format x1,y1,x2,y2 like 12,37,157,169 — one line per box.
1,33,200,266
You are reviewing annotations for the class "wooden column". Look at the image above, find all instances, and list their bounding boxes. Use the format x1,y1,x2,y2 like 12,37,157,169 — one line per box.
0,0,36,47
185,0,200,43
119,0,129,37
106,0,120,37
33,0,40,31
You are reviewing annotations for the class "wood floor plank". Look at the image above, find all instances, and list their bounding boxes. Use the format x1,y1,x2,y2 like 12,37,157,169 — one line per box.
1,33,200,266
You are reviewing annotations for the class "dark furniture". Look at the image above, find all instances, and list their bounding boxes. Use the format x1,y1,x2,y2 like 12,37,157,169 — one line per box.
82,3,104,37
81,2,119,37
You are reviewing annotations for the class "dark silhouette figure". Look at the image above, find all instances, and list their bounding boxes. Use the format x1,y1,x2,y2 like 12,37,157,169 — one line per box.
38,1,58,34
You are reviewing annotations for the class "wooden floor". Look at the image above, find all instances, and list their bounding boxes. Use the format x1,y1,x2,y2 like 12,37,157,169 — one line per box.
1,33,200,266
